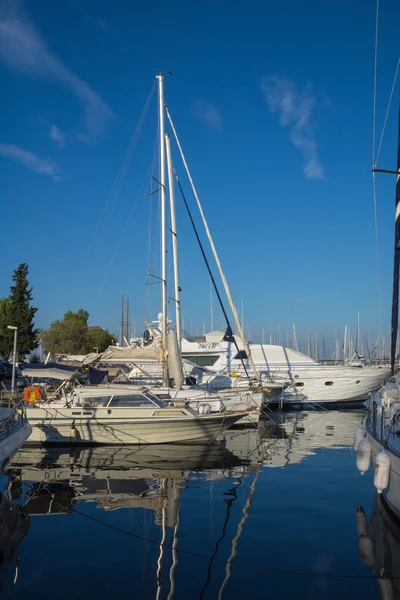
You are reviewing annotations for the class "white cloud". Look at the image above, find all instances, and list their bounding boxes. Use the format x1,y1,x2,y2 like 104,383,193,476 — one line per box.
0,144,63,181
0,2,113,140
192,100,222,130
49,124,65,148
261,76,326,180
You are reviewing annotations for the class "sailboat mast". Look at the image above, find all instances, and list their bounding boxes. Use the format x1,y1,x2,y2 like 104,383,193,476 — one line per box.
165,107,258,380
156,73,168,380
390,107,400,376
165,133,181,349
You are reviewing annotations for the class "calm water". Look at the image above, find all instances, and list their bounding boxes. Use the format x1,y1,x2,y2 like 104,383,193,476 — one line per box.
0,410,396,599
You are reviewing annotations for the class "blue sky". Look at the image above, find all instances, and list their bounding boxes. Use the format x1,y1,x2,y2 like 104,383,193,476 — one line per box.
0,0,399,348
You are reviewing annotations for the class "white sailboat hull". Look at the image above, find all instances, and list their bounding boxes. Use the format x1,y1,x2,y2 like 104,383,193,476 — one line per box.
25,405,244,445
367,430,400,521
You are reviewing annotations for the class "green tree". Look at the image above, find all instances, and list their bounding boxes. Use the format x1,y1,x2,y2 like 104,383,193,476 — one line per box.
42,309,113,355
0,264,38,359
0,298,11,358
87,326,114,352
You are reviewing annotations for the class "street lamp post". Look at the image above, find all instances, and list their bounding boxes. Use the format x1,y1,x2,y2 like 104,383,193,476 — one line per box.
7,326,18,395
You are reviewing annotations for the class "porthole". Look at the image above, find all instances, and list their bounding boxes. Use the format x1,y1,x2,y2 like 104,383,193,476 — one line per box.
325,381,334,386
356,380,360,384
295,382,304,387
294,375,299,379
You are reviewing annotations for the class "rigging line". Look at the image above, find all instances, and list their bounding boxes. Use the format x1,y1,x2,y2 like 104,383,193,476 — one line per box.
375,58,400,167
372,0,379,167
218,469,260,600
84,81,156,264
97,89,154,242
21,478,397,581
173,168,251,382
372,173,383,358
96,152,158,295
199,478,243,599
166,107,259,382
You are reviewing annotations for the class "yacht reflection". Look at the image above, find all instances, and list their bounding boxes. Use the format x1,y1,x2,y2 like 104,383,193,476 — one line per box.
0,493,29,592
253,409,363,467
7,440,254,518
356,497,400,599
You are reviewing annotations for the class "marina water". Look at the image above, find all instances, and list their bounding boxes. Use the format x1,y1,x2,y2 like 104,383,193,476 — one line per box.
0,410,392,599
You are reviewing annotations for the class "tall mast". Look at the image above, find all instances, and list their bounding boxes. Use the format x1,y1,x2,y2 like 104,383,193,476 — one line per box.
165,133,181,349
156,73,168,381
210,278,214,331
391,107,400,376
125,297,129,343
120,293,124,346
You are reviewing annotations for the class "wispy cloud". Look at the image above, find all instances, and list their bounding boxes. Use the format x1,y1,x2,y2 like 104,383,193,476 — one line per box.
0,2,113,140
261,76,326,180
192,100,222,130
49,124,65,148
0,144,63,181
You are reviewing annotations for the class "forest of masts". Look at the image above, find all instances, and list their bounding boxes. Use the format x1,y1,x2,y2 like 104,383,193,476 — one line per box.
118,295,388,362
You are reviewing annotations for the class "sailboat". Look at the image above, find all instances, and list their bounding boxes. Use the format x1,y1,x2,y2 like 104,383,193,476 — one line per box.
354,97,400,516
21,74,258,445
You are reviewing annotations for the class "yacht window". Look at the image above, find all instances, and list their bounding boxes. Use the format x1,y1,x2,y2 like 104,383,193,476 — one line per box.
356,380,360,384
325,381,334,386
83,396,112,407
295,382,304,387
184,355,220,367
155,393,172,400
110,394,155,407
234,350,248,360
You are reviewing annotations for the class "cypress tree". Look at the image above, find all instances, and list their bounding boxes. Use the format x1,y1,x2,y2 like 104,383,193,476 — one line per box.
7,264,39,358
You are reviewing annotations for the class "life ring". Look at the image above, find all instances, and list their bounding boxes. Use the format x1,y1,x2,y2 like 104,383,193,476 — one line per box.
24,387,41,404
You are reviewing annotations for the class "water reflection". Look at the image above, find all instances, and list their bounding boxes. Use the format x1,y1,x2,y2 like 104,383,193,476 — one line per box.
356,497,400,599
0,494,29,593
0,410,375,599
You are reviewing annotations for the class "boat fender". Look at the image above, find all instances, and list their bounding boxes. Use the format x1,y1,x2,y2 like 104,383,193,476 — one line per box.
199,403,211,414
355,506,368,536
24,386,41,404
374,450,391,494
354,424,366,451
356,439,372,475
358,534,374,567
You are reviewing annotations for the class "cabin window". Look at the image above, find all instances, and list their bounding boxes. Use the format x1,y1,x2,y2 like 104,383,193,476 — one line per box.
295,382,304,387
234,350,248,360
325,381,334,386
110,394,154,407
184,355,220,367
356,380,360,384
83,396,112,407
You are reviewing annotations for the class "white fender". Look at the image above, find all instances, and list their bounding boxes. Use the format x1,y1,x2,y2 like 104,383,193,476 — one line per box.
354,424,366,451
355,506,368,536
374,450,391,494
358,534,374,566
356,439,372,475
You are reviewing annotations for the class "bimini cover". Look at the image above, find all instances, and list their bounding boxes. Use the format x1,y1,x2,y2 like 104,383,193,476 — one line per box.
21,362,79,381
88,366,109,385
99,346,160,362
